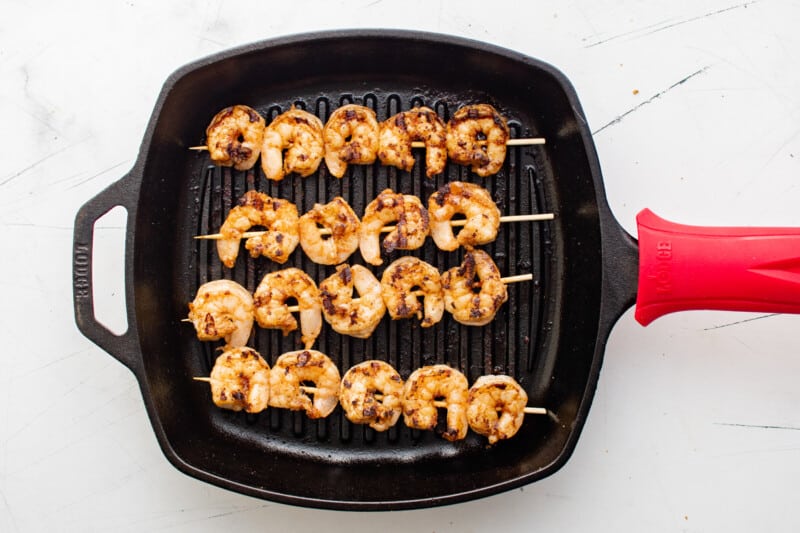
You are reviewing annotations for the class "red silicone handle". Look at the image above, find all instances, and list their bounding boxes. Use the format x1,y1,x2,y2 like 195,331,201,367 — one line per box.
635,208,800,325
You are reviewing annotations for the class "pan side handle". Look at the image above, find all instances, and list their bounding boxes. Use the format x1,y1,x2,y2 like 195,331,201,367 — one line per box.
73,174,141,374
635,208,800,325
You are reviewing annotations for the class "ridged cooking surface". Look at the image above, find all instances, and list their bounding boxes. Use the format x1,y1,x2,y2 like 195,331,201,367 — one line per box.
188,93,553,457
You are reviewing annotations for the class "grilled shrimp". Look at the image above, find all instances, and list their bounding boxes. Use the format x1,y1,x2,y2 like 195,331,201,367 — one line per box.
339,360,404,431
253,268,322,348
378,107,447,177
403,365,469,441
187,279,254,348
319,264,385,339
467,374,528,444
380,257,444,328
261,107,325,181
208,347,270,413
441,248,508,326
298,196,361,265
205,105,266,170
359,189,429,266
323,104,379,178
217,190,300,267
268,349,341,418
428,181,501,251
446,104,509,177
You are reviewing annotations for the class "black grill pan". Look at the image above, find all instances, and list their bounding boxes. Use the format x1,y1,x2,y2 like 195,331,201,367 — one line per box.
72,30,666,509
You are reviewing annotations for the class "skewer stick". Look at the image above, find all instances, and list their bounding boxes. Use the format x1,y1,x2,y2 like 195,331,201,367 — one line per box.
194,213,554,240
193,378,545,415
284,274,533,313
189,137,545,152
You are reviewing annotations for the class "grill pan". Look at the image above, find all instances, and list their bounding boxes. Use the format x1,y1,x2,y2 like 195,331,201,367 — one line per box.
72,30,800,510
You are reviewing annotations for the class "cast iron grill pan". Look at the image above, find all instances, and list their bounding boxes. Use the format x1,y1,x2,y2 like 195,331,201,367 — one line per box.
188,93,554,481
75,31,613,509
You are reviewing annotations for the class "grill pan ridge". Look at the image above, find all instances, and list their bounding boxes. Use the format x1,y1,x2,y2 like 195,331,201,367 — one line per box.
75,30,615,509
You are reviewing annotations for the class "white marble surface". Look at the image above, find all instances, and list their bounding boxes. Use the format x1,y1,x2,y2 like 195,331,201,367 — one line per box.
3,0,800,530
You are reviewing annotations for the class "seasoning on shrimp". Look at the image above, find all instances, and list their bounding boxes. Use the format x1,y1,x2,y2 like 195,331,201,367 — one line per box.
466,374,528,444
378,107,447,177
441,248,508,326
205,105,266,170
253,268,322,349
261,107,325,181
446,104,509,177
268,349,341,418
359,189,429,266
403,364,469,441
428,181,501,252
339,360,404,431
298,196,361,265
187,279,254,348
319,264,385,339
216,190,300,267
323,104,380,178
208,347,270,413
380,257,444,328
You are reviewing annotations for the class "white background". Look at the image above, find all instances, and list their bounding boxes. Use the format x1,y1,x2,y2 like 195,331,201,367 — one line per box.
3,1,800,531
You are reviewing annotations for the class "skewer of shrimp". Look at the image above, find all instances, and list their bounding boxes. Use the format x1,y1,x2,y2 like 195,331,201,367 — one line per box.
195,103,544,179
192,378,547,415
193,362,548,433
182,273,531,331
195,184,551,261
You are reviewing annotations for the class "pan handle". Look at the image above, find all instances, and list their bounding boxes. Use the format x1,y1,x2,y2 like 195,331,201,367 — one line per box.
635,208,800,325
73,174,141,375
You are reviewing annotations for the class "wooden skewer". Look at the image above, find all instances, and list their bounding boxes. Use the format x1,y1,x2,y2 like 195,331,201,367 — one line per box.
522,407,547,415
193,378,545,415
494,273,533,284
189,137,545,152
194,213,554,240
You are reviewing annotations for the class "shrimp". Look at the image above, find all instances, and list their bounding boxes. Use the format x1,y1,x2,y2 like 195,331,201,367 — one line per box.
339,360,404,431
253,268,322,348
402,364,469,441
359,189,429,266
208,347,270,413
268,349,341,418
187,279,254,348
261,107,325,181
446,104,509,177
441,248,508,326
428,181,501,251
216,190,300,267
378,107,447,177
380,257,444,328
323,104,379,178
319,264,385,339
466,374,528,444
205,105,266,170
298,196,361,265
